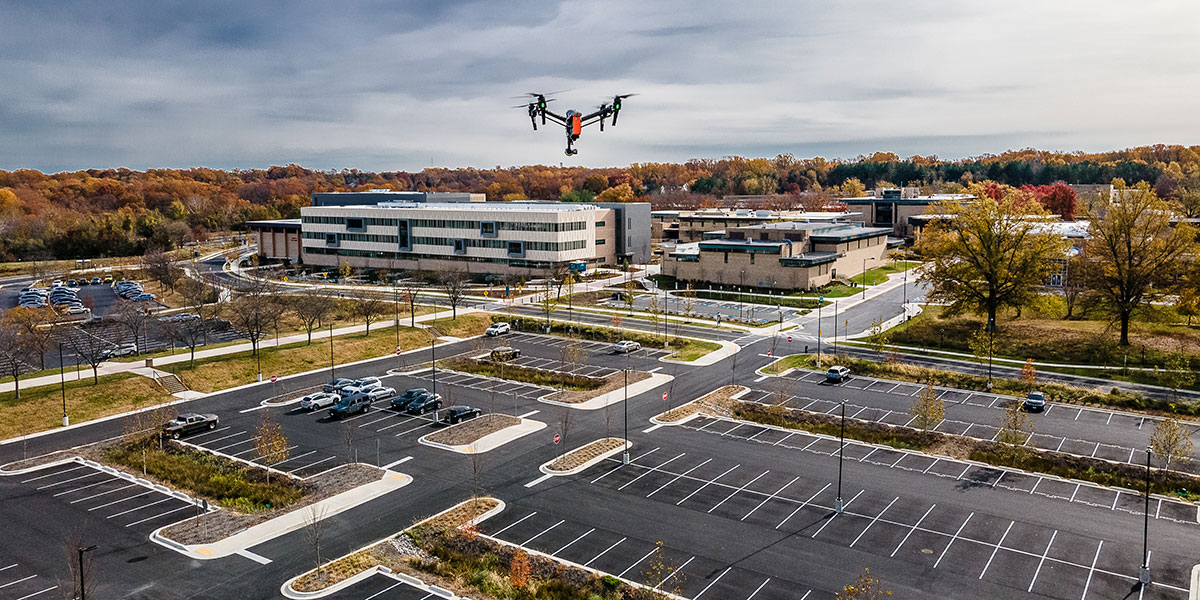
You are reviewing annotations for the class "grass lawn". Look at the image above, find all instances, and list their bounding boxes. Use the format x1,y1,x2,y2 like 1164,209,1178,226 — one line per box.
667,338,722,361
760,353,814,374
876,304,1200,371
0,373,172,440
425,313,494,338
163,325,435,392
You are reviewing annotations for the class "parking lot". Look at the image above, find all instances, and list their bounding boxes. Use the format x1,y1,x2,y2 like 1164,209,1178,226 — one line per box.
773,368,1197,472
321,573,438,600
565,423,1197,599
0,561,60,600
180,420,347,479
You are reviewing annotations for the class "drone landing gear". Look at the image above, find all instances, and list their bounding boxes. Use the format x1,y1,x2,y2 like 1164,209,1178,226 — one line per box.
564,148,578,156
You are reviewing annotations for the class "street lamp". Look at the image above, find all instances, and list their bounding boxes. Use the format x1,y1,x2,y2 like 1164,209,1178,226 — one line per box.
836,399,847,514
622,367,630,464
861,257,875,299
431,338,437,397
1141,446,1152,586
328,323,335,380
60,343,68,427
78,544,97,600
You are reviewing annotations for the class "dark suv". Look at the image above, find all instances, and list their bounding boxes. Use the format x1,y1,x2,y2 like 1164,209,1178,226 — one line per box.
162,413,219,439
322,378,356,393
405,392,443,415
390,387,429,411
329,395,371,419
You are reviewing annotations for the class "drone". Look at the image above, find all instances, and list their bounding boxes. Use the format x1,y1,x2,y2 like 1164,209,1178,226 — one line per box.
515,92,635,155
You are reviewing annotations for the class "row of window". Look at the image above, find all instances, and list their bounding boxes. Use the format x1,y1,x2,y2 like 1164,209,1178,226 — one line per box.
411,237,586,252
303,231,400,244
304,247,569,269
408,219,588,232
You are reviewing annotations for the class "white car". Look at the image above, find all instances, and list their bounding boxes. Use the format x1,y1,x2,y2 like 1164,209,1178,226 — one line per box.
366,387,397,401
64,306,91,315
826,366,851,383
486,322,511,336
102,343,138,358
613,340,642,353
299,391,340,411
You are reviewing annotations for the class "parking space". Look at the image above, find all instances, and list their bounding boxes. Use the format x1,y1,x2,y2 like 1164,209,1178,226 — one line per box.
504,331,673,360
406,366,551,401
479,505,810,600
580,430,1193,599
182,423,343,479
0,562,59,600
14,461,204,532
504,354,620,378
320,572,436,600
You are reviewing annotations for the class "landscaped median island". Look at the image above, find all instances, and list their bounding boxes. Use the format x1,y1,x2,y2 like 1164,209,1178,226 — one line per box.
287,496,674,600
762,352,1200,418
419,413,547,454
495,315,721,362
440,357,603,391
544,437,627,473
543,370,651,405
732,399,1200,501
652,384,746,424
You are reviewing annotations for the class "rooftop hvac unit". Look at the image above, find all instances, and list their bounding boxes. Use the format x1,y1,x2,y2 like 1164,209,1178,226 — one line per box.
755,210,770,218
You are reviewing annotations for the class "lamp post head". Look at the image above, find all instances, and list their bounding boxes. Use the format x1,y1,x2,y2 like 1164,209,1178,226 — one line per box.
80,544,97,552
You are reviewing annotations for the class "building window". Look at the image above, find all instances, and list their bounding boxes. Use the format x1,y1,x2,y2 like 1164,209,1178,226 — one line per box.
595,221,605,227
325,233,339,246
723,252,729,263
454,239,466,254
346,217,365,231
750,253,755,264
596,239,605,245
507,241,525,256
397,219,411,251
480,221,497,237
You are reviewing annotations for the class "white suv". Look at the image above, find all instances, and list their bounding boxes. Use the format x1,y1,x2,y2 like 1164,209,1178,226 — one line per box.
486,322,511,336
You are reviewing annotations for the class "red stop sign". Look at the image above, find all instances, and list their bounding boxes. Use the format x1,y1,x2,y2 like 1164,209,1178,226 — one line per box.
553,433,560,444
787,336,792,343
396,346,402,355
270,375,277,383
662,392,668,401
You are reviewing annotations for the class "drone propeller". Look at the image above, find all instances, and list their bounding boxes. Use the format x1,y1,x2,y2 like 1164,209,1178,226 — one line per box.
610,93,635,125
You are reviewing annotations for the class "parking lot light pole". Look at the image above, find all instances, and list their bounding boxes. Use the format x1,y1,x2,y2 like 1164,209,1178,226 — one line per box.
431,338,437,397
60,343,68,427
835,399,846,514
328,323,335,380
1141,446,1152,586
622,368,629,465
78,544,97,600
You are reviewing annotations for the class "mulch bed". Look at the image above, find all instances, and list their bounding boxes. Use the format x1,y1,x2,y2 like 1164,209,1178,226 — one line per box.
160,463,383,545
655,384,744,423
542,370,651,404
546,437,625,472
423,414,521,446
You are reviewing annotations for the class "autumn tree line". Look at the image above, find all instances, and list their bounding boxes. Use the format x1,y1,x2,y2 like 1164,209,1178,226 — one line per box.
1,144,1198,261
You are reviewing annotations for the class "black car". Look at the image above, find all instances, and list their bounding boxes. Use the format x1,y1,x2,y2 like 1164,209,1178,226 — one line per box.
329,395,371,419
390,387,429,410
162,412,219,439
322,378,356,393
405,392,443,415
441,405,482,424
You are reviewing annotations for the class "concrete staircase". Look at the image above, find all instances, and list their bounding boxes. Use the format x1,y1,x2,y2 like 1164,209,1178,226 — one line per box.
154,372,190,394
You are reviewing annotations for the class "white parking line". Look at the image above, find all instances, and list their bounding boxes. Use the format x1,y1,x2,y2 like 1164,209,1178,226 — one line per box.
363,581,404,600
812,489,862,538
21,465,85,483
70,483,136,504
585,537,625,567
188,425,231,440
978,520,1014,579
522,519,565,546
377,415,423,432
693,567,731,599
554,528,595,555
746,578,771,600
0,564,15,572
707,470,769,514
289,455,336,474
933,512,974,568
891,504,936,557
777,483,830,530
87,489,154,511
493,512,538,537
849,496,898,548
125,504,192,527
618,453,686,491
1079,540,1103,599
15,585,57,599
213,437,259,452
592,448,659,483
201,430,247,445
742,476,800,522
619,546,660,578
647,458,712,498
107,496,172,518
36,470,102,490
51,476,119,497
270,450,316,467
1027,530,1058,592
0,575,37,589
654,555,694,592
675,464,739,506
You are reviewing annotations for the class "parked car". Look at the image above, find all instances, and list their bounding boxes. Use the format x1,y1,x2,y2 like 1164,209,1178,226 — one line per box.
490,346,521,361
1023,391,1046,412
132,293,157,302
390,387,429,410
366,386,397,401
101,343,138,359
322,378,355,393
51,280,63,287
300,391,340,411
405,392,443,415
162,412,219,439
353,376,382,389
67,279,78,286
64,306,90,315
826,365,851,383
90,277,102,285
329,395,372,418
613,340,642,354
485,322,511,336
441,405,482,424
103,274,114,283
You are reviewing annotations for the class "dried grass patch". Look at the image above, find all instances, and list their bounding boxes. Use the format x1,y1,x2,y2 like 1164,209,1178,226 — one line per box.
423,414,520,446
546,437,625,472
542,370,651,404
655,385,744,423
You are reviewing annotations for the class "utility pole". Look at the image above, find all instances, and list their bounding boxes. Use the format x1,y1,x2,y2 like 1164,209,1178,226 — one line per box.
816,300,823,367
328,323,334,380
60,343,68,427
1141,446,1152,587
836,399,846,514
431,338,437,397
622,367,629,464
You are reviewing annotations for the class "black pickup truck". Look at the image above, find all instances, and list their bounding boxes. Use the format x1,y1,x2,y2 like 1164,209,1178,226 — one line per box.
162,413,220,439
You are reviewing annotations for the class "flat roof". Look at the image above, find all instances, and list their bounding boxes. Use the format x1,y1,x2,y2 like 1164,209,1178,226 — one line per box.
245,218,302,228
307,202,595,213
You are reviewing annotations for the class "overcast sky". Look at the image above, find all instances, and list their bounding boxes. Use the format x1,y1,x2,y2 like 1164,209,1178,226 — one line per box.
2,0,1198,173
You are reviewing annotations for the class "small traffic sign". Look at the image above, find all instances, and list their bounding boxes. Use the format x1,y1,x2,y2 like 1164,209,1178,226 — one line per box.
767,350,772,357
396,346,402,355
662,391,668,401
819,296,824,302
787,336,792,343
270,375,277,383
553,433,560,444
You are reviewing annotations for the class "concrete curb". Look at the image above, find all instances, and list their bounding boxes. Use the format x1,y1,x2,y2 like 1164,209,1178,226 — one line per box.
151,468,412,560
540,439,632,476
539,372,673,411
648,385,750,426
418,418,547,454
1190,564,1199,600
280,497,506,599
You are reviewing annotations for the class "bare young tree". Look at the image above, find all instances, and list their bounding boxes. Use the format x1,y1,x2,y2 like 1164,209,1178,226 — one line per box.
69,326,111,384
255,411,290,482
177,276,222,345
112,301,151,355
995,399,1034,448
399,278,422,326
0,322,30,398
2,306,56,369
292,292,334,344
438,268,469,319
304,504,330,586
352,292,387,335
1149,417,1195,470
228,278,278,359
144,249,184,293
909,384,945,431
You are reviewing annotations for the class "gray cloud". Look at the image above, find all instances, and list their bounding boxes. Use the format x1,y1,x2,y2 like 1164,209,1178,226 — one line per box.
1,0,1198,173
